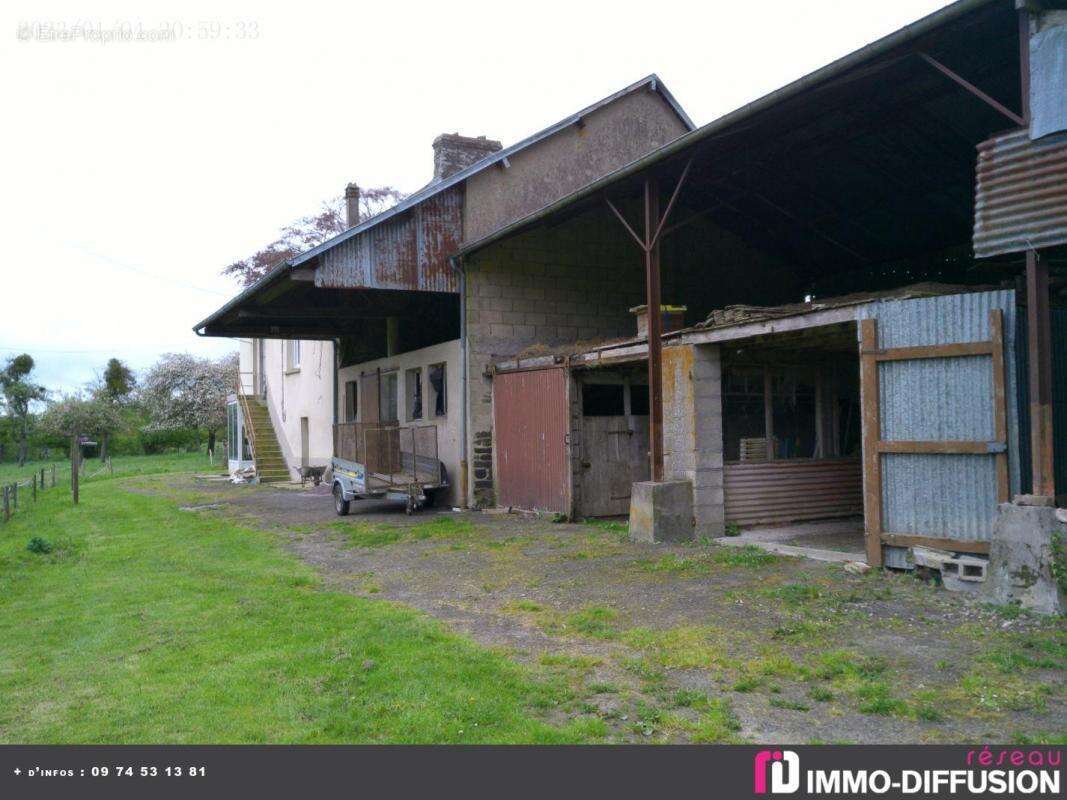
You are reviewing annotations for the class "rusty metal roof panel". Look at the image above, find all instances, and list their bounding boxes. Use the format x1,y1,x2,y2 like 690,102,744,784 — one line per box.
315,185,462,292
974,127,1067,259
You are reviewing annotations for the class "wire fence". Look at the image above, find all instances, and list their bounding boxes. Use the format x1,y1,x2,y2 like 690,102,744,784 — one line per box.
2,465,57,524
1,457,114,524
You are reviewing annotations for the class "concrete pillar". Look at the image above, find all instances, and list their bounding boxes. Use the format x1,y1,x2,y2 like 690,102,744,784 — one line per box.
661,343,725,538
984,498,1065,615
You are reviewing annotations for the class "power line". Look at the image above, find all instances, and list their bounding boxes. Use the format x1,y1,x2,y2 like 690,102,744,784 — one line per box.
65,242,231,297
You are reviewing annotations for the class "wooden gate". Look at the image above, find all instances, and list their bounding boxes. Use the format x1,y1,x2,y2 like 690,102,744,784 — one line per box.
493,368,570,513
860,309,1009,565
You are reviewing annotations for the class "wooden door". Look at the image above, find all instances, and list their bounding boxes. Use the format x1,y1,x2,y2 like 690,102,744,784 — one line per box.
360,371,380,424
493,368,569,513
578,416,650,517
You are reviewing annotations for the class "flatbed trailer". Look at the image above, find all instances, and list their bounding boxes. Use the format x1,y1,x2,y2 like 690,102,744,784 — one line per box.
330,422,447,515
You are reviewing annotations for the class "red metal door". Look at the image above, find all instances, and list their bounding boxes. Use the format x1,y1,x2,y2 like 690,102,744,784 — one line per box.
493,368,569,513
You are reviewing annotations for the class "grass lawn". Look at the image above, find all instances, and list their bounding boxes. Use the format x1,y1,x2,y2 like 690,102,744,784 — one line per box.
0,457,603,743
0,450,217,487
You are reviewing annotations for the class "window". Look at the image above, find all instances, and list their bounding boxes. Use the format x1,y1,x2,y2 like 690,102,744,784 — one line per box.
286,340,301,371
344,380,358,422
629,383,650,415
428,363,446,416
227,403,238,459
406,368,423,420
381,371,399,422
582,383,625,416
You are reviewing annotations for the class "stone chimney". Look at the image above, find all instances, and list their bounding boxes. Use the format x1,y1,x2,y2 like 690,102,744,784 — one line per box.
344,182,361,228
432,133,502,180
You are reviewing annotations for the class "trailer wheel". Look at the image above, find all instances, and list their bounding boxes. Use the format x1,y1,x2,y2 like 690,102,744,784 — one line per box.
333,483,350,516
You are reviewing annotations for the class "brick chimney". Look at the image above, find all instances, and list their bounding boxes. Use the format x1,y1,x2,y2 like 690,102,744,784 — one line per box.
432,133,502,180
344,182,361,228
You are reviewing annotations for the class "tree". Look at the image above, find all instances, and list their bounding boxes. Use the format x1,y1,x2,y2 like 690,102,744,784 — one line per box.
141,352,237,455
1,354,47,466
39,395,122,457
90,358,136,462
221,187,405,287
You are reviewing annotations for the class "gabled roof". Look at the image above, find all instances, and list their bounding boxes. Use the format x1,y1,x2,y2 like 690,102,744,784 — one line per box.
194,74,693,335
288,73,693,268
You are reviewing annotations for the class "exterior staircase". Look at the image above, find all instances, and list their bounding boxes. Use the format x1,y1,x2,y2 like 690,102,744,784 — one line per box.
238,395,290,483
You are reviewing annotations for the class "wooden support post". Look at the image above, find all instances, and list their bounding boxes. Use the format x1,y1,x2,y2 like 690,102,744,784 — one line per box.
12,481,17,511
32,473,37,502
989,309,1010,503
1025,251,1055,497
763,368,775,460
2,485,8,522
71,434,80,506
40,468,45,491
860,319,883,567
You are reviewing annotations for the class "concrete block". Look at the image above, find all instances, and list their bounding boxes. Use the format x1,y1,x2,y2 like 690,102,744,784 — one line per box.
629,480,694,543
1013,494,1055,507
984,502,1065,615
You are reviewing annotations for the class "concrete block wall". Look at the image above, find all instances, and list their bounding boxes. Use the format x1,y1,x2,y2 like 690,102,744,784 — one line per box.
464,217,645,507
662,343,725,537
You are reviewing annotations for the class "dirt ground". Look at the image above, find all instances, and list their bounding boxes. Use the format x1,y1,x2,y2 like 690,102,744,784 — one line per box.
154,476,1065,744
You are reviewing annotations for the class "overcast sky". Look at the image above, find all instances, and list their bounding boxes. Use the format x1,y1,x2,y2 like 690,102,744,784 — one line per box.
1,0,955,396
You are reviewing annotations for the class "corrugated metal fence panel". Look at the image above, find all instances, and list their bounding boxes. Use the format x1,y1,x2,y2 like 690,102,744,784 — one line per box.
315,185,462,292
1013,307,1067,497
724,458,862,526
857,290,1020,542
493,368,569,513
973,128,1067,258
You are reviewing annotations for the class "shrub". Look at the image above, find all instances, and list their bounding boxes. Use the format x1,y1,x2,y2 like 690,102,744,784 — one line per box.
26,537,54,554
139,428,198,454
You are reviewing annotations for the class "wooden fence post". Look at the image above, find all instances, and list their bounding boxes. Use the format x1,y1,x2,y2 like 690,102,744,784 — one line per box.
32,473,37,502
51,464,56,487
71,435,80,506
12,482,17,511
2,485,8,522
108,456,113,476
40,468,45,491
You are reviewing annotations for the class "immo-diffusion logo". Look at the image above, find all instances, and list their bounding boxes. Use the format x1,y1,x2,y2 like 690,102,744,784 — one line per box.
752,747,1061,796
754,750,801,794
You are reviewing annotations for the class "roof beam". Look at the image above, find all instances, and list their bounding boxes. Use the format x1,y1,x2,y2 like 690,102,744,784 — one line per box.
917,52,1025,126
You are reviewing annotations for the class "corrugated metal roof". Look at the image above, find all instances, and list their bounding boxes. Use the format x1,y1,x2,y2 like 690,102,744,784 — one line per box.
194,74,693,333
973,127,1067,258
314,184,464,292
456,0,1004,261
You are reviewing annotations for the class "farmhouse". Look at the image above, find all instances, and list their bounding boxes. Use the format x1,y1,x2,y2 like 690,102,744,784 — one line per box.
198,0,1066,610
197,74,694,499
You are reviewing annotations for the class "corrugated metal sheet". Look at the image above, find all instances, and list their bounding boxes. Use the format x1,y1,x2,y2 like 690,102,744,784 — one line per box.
857,290,1020,542
314,185,463,292
973,128,1067,258
1030,24,1067,141
723,458,862,526
493,368,570,513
